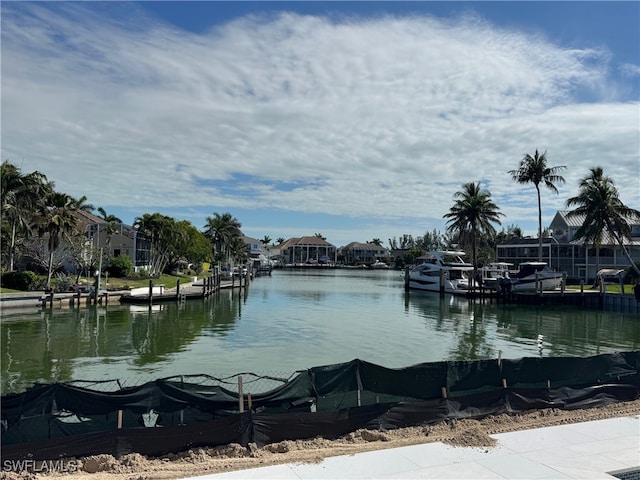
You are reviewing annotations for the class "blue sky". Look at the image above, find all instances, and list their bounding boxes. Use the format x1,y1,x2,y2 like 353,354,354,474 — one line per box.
2,1,639,247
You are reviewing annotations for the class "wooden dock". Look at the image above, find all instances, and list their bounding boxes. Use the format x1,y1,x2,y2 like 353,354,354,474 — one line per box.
0,273,252,311
118,274,249,305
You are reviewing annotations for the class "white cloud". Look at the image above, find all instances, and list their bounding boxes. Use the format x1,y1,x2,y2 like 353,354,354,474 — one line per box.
2,3,638,243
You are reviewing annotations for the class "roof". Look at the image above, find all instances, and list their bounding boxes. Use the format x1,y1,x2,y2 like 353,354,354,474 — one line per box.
279,236,335,249
553,210,640,230
340,242,387,251
552,210,585,228
73,209,107,225
569,231,640,247
498,237,559,246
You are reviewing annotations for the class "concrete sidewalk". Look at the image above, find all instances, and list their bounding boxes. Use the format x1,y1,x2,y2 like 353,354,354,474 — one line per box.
189,415,639,479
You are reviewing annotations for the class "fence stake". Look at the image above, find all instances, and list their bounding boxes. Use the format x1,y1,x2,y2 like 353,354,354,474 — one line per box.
117,410,123,429
502,379,507,388
247,392,253,411
357,389,361,407
238,376,244,413
497,350,502,368
547,379,551,390
441,386,447,399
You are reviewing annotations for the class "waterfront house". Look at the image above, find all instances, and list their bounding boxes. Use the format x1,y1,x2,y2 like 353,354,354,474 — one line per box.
242,235,266,258
496,210,640,282
78,210,152,273
279,236,337,264
339,242,388,266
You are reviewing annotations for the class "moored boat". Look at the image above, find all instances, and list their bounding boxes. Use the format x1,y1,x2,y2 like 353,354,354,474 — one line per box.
408,251,474,294
370,260,389,269
510,262,564,292
481,262,516,291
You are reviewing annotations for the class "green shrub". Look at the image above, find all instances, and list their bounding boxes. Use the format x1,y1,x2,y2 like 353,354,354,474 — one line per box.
135,268,149,279
0,270,38,291
107,255,133,278
53,273,74,292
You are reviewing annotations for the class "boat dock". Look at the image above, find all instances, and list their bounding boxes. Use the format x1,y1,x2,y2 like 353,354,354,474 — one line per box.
0,273,250,310
404,267,640,313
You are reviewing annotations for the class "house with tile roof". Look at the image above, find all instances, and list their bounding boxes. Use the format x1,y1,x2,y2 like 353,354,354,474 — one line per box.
278,236,336,264
496,210,640,282
338,241,388,266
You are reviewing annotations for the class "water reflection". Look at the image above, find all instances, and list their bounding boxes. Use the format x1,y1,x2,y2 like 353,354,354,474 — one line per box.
1,289,244,394
403,291,640,362
2,270,639,396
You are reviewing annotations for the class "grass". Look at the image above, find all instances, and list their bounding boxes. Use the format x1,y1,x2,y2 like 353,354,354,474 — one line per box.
566,283,635,295
0,287,23,294
0,272,210,294
101,272,211,290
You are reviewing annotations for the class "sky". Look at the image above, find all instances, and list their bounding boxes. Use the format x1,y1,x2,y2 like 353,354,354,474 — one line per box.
2,1,639,248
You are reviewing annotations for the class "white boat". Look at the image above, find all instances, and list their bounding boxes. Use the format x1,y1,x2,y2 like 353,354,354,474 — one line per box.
251,253,272,274
510,262,564,292
370,260,389,269
480,262,516,291
408,251,474,293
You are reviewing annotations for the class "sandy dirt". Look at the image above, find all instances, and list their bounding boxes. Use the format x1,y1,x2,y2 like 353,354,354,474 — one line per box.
2,399,639,480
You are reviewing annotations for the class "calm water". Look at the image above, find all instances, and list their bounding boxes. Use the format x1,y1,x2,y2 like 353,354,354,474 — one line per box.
2,269,639,395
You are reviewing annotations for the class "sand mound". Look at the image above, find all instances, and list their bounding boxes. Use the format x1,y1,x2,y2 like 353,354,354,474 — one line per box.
8,399,640,480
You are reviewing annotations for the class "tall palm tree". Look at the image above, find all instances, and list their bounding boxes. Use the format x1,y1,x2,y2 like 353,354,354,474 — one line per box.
97,207,123,264
566,167,640,278
203,212,242,268
508,149,566,261
261,235,272,249
443,182,503,285
32,191,79,290
1,161,49,270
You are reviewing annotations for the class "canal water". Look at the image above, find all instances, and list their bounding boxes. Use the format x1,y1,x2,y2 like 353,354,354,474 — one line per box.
2,269,639,395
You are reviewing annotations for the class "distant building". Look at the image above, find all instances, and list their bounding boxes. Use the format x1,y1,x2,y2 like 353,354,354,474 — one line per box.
78,210,152,273
279,236,336,264
496,210,640,282
339,242,388,266
242,235,266,258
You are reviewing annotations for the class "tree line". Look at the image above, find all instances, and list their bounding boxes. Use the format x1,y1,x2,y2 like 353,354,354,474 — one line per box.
0,161,251,290
2,150,639,289
441,150,640,281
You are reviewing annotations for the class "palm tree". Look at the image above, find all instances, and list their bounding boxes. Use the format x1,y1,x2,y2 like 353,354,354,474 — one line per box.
1,161,49,270
228,235,249,268
371,238,382,246
203,212,242,268
97,207,122,224
32,191,79,290
70,195,94,213
566,167,640,278
276,237,285,245
443,182,503,285
508,150,566,261
97,207,123,264
261,235,272,249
